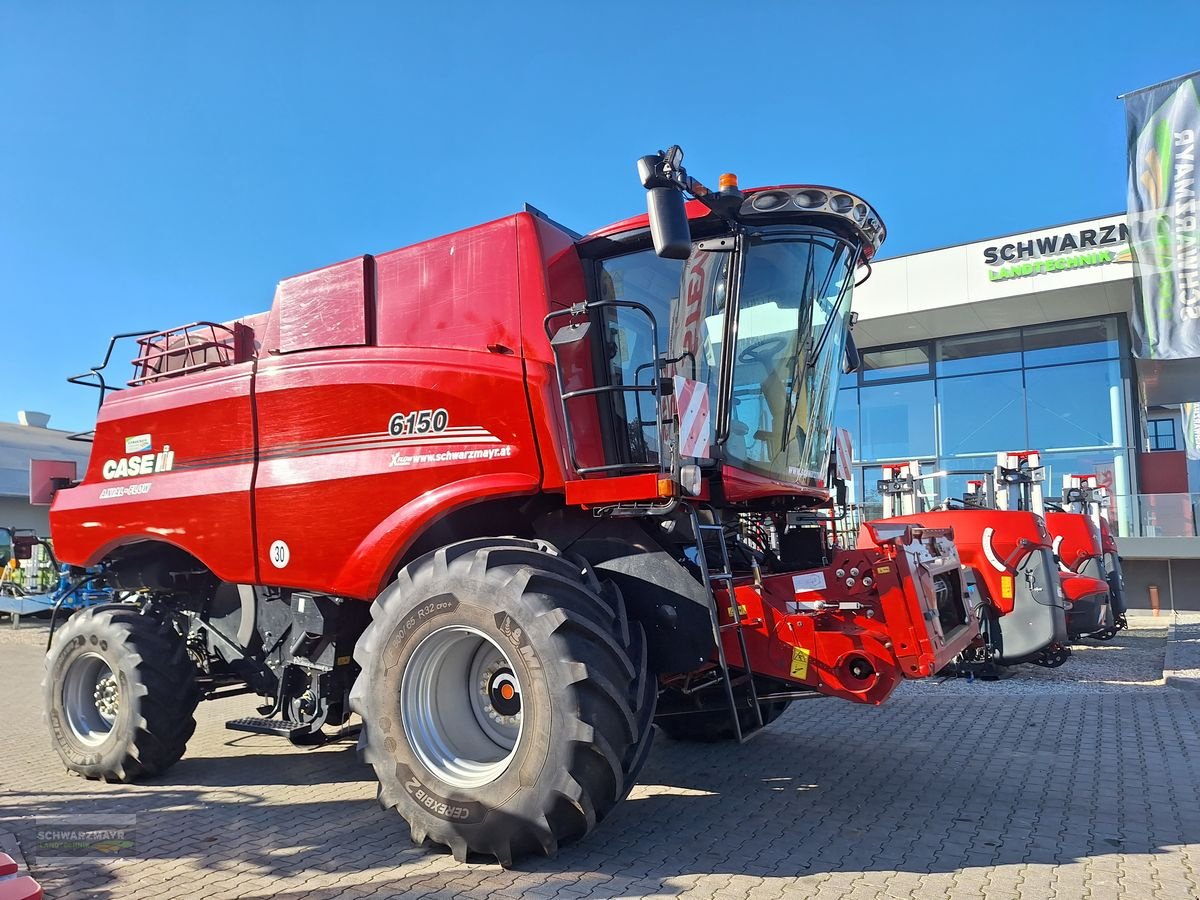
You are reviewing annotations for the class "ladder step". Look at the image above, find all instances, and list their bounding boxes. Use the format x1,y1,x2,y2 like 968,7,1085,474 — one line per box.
225,716,308,738
720,619,762,631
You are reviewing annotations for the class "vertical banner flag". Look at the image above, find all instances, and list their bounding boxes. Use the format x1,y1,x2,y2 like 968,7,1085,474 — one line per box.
1124,71,1200,358
1184,402,1200,461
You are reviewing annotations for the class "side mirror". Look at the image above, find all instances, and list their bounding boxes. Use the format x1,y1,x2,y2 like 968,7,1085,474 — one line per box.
13,536,36,560
645,187,691,259
637,154,692,260
843,328,860,374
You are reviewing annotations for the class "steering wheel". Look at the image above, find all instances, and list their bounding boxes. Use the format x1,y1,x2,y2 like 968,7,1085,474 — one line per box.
737,337,787,366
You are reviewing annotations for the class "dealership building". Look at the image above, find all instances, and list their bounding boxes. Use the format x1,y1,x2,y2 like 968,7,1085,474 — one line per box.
0,412,91,539
849,212,1200,609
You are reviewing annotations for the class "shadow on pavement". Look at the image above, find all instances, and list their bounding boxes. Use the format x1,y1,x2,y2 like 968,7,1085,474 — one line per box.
10,684,1200,899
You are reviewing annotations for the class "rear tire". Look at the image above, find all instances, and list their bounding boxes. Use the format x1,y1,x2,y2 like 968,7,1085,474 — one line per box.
44,605,199,781
350,538,655,866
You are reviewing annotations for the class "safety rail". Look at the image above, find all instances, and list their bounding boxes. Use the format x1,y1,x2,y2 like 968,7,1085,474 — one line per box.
128,321,246,386
544,300,677,480
66,330,160,410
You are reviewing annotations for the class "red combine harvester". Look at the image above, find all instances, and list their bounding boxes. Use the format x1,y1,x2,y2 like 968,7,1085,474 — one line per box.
869,456,1073,670
1043,473,1128,640
41,147,978,864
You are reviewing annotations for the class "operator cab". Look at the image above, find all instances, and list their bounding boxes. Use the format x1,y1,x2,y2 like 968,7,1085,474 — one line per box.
557,149,884,509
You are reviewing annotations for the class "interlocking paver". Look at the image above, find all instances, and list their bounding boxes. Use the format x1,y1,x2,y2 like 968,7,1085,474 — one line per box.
3,618,1200,898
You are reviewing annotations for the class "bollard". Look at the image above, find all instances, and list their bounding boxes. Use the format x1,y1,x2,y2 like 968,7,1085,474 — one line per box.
1149,584,1161,617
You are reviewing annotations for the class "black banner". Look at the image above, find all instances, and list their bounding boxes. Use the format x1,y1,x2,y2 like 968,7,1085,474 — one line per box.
1125,72,1200,358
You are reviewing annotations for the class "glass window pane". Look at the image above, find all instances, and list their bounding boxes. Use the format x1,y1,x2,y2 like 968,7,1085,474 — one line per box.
834,388,859,461
937,330,1022,376
1023,318,1119,366
936,455,999,506
1148,418,1176,451
858,380,936,460
938,371,1026,456
598,249,689,465
1038,449,1130,498
859,465,886,522
861,345,930,381
1025,360,1124,449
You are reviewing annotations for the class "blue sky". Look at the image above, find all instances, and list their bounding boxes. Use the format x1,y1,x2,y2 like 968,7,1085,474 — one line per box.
2,1,1198,432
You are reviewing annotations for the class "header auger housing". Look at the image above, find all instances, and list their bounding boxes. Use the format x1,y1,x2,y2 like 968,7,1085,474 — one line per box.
43,145,977,865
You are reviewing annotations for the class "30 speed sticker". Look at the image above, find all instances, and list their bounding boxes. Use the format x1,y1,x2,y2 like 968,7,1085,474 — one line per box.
269,540,290,569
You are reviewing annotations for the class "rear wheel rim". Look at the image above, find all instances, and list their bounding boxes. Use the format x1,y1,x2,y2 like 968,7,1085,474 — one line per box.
401,625,524,789
62,653,120,745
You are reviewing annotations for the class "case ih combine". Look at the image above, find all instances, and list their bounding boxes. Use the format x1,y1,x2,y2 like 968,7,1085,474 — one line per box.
41,147,979,864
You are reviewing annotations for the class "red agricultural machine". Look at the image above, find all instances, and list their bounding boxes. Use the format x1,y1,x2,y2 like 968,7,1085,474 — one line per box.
1043,473,1128,640
981,453,1117,642
872,452,1125,675
871,458,1070,671
40,147,978,865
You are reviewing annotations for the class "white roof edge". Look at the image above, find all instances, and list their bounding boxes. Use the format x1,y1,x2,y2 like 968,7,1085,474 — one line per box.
876,211,1127,264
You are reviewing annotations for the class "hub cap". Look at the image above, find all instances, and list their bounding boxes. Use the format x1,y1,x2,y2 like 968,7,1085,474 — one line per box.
401,625,523,788
63,653,120,745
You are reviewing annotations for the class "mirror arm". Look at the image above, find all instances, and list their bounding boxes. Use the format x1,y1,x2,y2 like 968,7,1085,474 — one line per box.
713,229,745,447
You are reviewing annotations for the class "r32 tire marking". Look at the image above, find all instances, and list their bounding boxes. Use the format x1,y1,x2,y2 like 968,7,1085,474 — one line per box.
389,408,449,437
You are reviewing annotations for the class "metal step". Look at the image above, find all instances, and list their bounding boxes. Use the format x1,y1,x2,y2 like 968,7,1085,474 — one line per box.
225,716,309,738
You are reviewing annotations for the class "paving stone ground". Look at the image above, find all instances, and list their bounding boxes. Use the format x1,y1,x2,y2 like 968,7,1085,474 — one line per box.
2,616,1199,899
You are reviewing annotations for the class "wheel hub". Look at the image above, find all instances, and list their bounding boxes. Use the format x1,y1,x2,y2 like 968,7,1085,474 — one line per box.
401,625,524,789
94,672,120,721
62,653,120,745
481,665,521,720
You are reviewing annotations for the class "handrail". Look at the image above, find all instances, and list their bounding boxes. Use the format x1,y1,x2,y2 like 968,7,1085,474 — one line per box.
128,321,241,385
66,330,158,409
544,300,676,480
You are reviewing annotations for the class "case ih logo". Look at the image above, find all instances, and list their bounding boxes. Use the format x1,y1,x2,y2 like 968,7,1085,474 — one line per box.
102,445,175,480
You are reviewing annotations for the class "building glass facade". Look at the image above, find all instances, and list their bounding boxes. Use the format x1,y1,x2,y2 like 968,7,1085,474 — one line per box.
835,314,1133,527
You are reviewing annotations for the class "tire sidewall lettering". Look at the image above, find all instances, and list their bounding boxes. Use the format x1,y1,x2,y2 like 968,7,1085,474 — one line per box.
397,764,486,824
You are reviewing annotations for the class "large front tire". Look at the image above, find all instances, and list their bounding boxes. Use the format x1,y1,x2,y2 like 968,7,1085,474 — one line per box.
350,538,655,866
44,605,199,781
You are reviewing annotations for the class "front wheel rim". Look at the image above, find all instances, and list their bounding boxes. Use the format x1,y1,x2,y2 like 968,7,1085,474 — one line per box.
62,653,120,745
401,625,524,789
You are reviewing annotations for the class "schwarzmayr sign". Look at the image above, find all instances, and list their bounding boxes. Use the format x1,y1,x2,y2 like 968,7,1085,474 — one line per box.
983,222,1131,282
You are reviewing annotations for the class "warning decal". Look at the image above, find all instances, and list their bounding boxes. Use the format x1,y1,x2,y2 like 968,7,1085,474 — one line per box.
674,375,711,459
790,646,811,680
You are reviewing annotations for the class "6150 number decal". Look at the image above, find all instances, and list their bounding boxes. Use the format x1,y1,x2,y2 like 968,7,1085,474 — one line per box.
389,408,449,437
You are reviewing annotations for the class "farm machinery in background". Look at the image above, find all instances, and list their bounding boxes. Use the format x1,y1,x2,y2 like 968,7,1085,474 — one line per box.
871,452,1127,676
36,146,980,865
0,527,111,626
1042,472,1128,640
